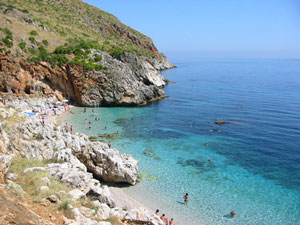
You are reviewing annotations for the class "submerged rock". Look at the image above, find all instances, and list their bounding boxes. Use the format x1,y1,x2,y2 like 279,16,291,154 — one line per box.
215,120,228,125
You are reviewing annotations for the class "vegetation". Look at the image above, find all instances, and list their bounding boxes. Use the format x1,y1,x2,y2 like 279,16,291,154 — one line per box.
29,30,38,36
18,41,26,50
0,0,159,59
0,27,13,48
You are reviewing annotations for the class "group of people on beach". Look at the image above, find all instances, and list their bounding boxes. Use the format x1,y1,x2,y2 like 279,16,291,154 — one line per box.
156,209,179,225
154,193,189,225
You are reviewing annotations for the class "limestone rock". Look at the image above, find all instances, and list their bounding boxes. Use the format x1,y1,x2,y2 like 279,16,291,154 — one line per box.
47,195,60,203
69,189,86,201
0,154,14,182
86,186,116,208
95,203,111,220
6,172,18,181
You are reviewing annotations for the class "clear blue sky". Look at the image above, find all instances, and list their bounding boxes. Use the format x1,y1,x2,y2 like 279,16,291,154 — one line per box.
83,0,300,58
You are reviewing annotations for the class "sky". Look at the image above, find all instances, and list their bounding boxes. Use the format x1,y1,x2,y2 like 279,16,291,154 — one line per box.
83,0,300,58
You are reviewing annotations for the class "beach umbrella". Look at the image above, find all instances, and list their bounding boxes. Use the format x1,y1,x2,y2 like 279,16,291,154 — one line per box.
26,112,35,116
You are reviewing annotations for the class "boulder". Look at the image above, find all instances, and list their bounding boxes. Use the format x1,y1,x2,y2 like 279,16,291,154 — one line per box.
0,154,14,182
47,194,60,203
6,172,18,181
86,186,116,208
69,189,86,201
215,120,228,125
95,203,111,220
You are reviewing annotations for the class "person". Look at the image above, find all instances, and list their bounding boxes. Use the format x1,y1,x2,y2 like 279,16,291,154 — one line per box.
108,142,111,148
208,158,213,162
104,126,107,130
84,108,87,113
204,143,208,147
84,119,87,124
184,193,189,204
230,211,236,218
70,125,73,133
169,218,175,225
155,209,159,215
89,124,91,130
160,214,168,225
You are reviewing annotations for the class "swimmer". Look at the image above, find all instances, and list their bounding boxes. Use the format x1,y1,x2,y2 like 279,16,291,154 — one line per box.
155,209,159,215
89,124,91,130
84,119,87,124
160,214,168,225
184,193,189,204
230,211,236,218
104,126,107,130
169,218,175,225
204,143,208,147
84,108,86,113
208,158,213,162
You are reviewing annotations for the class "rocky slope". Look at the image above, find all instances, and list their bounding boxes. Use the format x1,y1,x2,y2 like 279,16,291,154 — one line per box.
0,0,175,106
0,49,174,106
0,97,166,225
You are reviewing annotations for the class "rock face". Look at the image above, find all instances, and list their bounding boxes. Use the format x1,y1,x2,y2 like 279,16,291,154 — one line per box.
0,51,175,107
3,98,138,185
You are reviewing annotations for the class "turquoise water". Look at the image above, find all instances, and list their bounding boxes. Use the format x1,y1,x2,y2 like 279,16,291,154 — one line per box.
65,58,300,225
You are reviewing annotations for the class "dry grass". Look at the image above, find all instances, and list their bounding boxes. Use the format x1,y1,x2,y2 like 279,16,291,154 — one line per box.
2,111,25,131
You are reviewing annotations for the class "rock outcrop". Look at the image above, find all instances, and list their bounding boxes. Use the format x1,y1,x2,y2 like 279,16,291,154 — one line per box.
0,50,174,107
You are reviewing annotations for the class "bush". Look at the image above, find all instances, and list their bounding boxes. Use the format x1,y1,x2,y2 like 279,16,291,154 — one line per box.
94,55,102,62
18,42,26,50
29,36,35,44
53,46,73,54
110,49,124,60
2,37,13,48
29,30,38,36
21,9,29,13
28,47,37,55
42,40,48,46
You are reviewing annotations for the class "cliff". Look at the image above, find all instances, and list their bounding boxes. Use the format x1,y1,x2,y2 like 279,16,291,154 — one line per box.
0,0,175,106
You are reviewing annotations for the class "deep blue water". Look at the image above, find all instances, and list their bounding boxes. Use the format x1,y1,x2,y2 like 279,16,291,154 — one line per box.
66,58,300,225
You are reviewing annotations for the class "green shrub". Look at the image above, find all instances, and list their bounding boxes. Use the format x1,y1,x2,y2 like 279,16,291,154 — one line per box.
53,46,73,54
29,36,35,44
2,37,13,48
110,49,124,60
42,40,48,46
94,55,102,62
28,47,37,55
21,9,29,13
18,42,26,50
29,30,38,36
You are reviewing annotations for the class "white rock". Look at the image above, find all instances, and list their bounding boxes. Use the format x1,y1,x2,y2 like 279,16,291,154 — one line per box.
39,185,49,192
69,189,85,201
41,176,51,186
95,203,110,220
23,167,46,174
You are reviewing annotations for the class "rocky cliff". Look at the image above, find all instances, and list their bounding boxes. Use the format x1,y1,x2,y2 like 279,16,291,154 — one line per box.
0,0,175,106
0,50,174,106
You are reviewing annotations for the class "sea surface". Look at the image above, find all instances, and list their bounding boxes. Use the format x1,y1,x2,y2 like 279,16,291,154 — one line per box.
65,57,300,225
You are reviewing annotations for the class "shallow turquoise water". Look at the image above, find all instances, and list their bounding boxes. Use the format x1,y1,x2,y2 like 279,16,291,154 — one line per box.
65,58,300,225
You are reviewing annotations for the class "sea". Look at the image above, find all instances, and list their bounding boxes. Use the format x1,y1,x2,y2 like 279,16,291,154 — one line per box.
65,56,300,225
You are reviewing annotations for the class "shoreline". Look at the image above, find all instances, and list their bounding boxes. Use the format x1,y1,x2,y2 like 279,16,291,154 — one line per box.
60,105,193,225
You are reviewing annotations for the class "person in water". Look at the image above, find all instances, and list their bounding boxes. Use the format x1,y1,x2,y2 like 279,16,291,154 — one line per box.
160,214,168,225
169,218,175,225
84,108,86,113
84,119,87,124
155,209,159,215
230,211,236,218
184,193,189,204
89,124,91,130
108,142,111,148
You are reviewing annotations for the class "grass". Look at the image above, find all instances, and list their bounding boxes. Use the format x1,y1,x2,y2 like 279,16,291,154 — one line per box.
2,111,25,131
0,0,159,59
